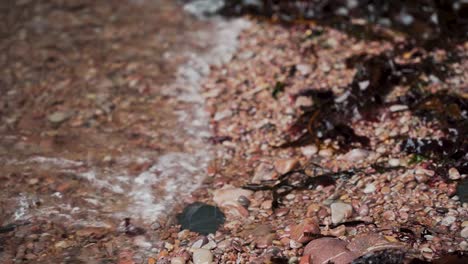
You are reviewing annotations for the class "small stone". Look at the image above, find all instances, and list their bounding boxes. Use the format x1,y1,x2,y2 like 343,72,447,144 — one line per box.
192,249,213,264
358,205,369,216
363,183,376,194
460,227,468,238
449,168,461,180
301,145,318,158
382,211,396,221
331,202,353,224
274,158,299,174
275,208,290,217
237,195,251,208
388,158,400,167
319,148,333,157
252,163,279,183
261,200,273,210
381,186,391,194
343,149,369,162
54,240,71,249
441,215,456,226
47,111,70,124
389,105,409,112
28,178,39,185
320,63,331,73
171,257,186,264
213,187,253,207
290,219,320,243
295,96,313,107
296,64,312,75
329,225,346,237
290,239,303,249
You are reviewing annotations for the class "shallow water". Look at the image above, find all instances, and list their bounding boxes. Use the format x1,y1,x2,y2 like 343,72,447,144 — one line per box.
0,0,248,230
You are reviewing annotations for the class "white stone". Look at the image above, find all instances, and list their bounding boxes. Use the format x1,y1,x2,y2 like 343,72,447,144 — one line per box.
388,158,400,167
193,248,213,264
389,104,409,112
363,183,376,194
449,168,461,180
343,149,369,162
330,202,353,224
301,145,318,158
441,215,456,226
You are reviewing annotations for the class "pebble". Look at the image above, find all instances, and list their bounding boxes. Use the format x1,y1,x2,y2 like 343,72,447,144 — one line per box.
301,145,318,158
461,227,468,238
171,257,186,264
381,186,391,194
441,216,456,226
363,183,376,194
212,187,253,207
448,168,461,180
330,202,353,224
252,163,279,183
343,149,369,162
192,249,213,264
275,208,290,217
329,225,346,237
389,104,409,112
290,219,320,243
274,158,299,174
256,233,276,248
47,111,70,123
382,210,396,221
388,158,400,167
296,64,312,75
319,148,333,157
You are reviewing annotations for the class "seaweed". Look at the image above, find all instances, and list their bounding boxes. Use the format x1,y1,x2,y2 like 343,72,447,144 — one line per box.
243,162,400,208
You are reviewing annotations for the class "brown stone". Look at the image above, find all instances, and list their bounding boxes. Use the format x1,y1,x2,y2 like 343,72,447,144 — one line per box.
304,238,357,264
274,158,299,174
290,219,320,243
